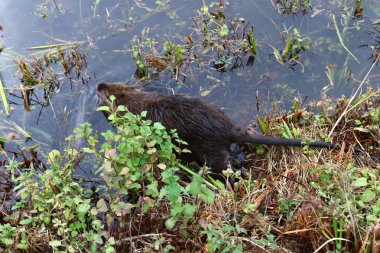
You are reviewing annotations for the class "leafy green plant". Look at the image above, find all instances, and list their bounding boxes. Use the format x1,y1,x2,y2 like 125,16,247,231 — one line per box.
0,95,216,251
202,222,279,252
79,96,215,230
0,224,27,250
273,27,311,68
278,197,300,217
1,148,115,252
132,38,149,77
203,223,247,253
193,1,255,66
310,163,380,226
274,0,312,15
16,46,88,110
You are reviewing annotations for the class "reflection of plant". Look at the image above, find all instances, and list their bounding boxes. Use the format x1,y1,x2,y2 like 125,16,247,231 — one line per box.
273,27,311,69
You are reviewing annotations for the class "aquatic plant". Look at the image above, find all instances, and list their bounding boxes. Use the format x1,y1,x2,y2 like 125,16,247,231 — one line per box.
273,0,312,15
131,1,257,81
272,27,311,69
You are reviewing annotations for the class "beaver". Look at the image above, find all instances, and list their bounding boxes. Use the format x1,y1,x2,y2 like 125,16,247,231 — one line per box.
97,82,358,175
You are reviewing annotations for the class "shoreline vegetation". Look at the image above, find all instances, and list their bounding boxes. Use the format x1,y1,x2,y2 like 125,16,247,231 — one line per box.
0,86,379,252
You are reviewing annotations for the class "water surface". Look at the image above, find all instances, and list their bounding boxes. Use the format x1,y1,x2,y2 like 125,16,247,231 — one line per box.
0,0,379,156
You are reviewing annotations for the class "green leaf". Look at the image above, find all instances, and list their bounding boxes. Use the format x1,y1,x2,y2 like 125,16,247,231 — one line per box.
91,220,102,231
170,203,183,217
97,106,110,111
71,230,79,237
164,182,182,203
243,203,255,213
93,234,104,244
199,187,215,204
19,218,32,225
105,247,116,253
48,149,61,163
49,240,62,247
353,177,368,187
247,30,257,56
2,238,14,245
153,122,166,130
16,242,28,249
97,198,109,213
0,77,9,116
189,174,202,196
77,203,91,213
140,111,147,117
361,189,376,202
165,217,177,230
256,116,269,134
182,204,196,217
219,24,229,37
146,182,159,197
201,4,208,14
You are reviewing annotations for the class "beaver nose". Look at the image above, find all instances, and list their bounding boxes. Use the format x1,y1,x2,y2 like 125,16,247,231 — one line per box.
96,83,111,102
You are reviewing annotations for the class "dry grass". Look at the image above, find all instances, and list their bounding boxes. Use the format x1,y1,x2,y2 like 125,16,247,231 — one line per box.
122,88,379,252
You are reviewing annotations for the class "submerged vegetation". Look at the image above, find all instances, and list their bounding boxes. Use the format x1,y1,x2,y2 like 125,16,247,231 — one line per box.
1,0,380,252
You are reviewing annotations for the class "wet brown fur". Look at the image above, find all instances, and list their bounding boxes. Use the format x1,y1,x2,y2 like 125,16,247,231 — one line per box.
97,82,355,175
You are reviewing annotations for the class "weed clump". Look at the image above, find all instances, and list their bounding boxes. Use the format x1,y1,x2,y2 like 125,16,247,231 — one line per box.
0,96,215,252
272,27,311,69
132,1,257,81
15,46,88,110
274,0,312,15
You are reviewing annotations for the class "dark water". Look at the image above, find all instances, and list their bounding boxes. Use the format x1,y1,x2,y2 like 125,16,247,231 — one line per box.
0,0,379,156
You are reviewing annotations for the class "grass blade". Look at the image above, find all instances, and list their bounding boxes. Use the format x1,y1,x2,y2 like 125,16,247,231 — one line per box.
0,75,9,116
332,14,360,64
